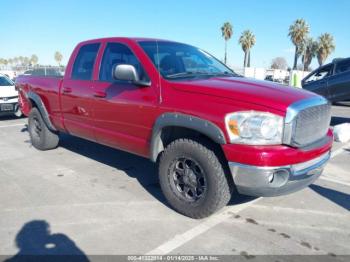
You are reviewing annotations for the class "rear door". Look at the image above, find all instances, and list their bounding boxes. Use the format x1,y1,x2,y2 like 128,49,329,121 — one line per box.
302,64,333,99
328,59,350,102
91,41,158,157
60,43,100,140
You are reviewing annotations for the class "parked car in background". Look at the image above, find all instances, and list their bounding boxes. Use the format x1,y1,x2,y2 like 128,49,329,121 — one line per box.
264,75,285,84
283,75,290,85
23,67,63,77
0,70,17,81
274,78,284,84
264,75,274,82
0,74,22,117
302,57,350,102
16,37,332,218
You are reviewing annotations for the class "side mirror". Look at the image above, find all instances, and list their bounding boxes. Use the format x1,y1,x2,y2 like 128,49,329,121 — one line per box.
113,64,151,87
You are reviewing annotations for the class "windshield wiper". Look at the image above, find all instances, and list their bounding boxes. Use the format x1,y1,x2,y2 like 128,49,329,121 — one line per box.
166,71,240,79
209,71,238,77
166,72,196,78
167,71,222,79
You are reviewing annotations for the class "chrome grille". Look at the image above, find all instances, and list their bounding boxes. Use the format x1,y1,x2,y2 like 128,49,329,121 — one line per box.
292,103,331,146
284,97,331,148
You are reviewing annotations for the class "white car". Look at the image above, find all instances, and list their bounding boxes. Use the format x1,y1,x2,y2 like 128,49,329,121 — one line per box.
0,74,22,117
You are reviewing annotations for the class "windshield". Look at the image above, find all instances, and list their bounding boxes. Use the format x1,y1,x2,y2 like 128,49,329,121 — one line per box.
139,41,238,80
0,76,14,86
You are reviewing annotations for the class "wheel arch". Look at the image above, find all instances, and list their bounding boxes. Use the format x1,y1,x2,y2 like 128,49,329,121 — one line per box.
27,92,57,132
150,113,226,162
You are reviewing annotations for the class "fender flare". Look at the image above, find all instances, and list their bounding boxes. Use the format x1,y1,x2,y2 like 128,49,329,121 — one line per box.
27,92,57,132
150,113,226,162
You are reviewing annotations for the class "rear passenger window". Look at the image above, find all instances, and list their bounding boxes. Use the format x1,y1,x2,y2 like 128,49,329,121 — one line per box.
335,60,350,74
99,43,149,82
72,43,100,80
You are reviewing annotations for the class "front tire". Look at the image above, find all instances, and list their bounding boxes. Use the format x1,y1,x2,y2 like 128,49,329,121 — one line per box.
159,139,232,218
28,107,59,150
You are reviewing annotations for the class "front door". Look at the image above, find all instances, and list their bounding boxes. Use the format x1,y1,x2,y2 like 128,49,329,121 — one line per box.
302,64,332,99
328,59,350,102
91,42,158,157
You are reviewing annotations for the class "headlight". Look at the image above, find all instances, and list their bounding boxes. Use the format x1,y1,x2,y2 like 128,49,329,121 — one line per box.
225,111,284,145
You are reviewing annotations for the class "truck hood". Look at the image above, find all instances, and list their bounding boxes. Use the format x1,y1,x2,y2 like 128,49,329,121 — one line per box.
0,85,18,98
171,77,316,112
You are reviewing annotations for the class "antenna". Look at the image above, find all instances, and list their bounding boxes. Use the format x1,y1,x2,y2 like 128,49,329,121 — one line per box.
156,40,162,104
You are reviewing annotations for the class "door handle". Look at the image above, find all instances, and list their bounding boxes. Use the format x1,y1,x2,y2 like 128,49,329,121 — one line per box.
93,91,106,98
62,87,72,93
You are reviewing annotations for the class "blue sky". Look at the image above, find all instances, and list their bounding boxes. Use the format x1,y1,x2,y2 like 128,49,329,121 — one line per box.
0,0,349,69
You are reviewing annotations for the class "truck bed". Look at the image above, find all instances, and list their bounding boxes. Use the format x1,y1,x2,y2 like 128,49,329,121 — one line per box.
16,75,63,123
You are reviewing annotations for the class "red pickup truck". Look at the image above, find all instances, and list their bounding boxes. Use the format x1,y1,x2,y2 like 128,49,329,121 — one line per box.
16,37,333,218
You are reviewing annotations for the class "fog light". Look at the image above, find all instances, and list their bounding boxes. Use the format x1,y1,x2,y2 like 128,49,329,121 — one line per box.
270,169,290,187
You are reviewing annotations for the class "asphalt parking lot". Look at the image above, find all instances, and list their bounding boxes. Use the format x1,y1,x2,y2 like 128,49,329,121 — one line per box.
0,104,349,261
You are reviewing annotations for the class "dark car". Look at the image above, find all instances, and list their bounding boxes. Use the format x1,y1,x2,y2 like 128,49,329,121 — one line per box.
265,75,274,82
302,58,350,102
23,68,62,77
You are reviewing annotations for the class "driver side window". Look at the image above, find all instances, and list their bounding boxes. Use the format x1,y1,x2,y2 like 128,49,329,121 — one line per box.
99,43,149,82
305,65,332,83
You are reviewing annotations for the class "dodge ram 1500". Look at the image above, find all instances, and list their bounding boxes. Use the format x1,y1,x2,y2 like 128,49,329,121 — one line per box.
16,38,333,218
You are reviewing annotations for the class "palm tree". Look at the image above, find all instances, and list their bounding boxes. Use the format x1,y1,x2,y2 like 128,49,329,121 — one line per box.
54,51,63,66
30,55,39,66
288,19,310,70
302,38,318,71
221,22,233,64
317,33,335,66
239,30,256,68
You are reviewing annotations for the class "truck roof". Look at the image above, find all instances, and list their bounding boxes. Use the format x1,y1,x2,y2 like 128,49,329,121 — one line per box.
332,57,350,64
78,37,176,45
315,57,350,70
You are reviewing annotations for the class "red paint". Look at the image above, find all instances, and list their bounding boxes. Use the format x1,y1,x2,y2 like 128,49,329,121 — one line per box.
223,130,333,166
16,37,332,164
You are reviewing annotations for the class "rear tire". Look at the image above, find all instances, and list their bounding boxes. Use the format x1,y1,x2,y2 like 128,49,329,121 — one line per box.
28,107,59,150
159,139,232,218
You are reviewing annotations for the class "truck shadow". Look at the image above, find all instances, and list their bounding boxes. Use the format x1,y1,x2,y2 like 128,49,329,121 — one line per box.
333,101,350,107
331,116,350,126
4,220,89,262
58,134,254,209
58,134,166,204
0,115,25,121
309,184,350,211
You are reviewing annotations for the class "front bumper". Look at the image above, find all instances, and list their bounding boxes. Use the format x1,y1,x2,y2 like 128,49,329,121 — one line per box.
229,151,330,197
